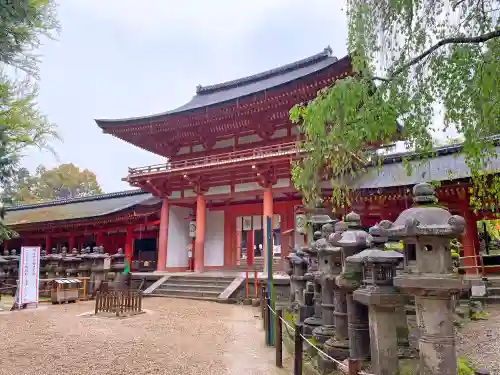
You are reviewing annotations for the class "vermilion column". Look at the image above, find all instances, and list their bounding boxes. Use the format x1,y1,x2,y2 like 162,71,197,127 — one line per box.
462,207,479,275
124,226,134,265
157,198,169,271
45,235,51,254
69,234,75,250
194,194,206,272
246,230,254,266
96,231,104,247
263,186,274,273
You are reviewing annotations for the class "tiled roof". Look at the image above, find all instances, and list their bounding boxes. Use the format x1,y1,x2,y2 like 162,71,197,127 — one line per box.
326,138,500,190
4,190,157,226
95,47,344,127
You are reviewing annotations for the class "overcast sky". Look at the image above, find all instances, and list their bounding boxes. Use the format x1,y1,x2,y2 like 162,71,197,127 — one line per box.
22,0,347,193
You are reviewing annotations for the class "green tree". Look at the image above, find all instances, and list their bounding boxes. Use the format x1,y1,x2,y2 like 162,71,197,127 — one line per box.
35,163,104,201
0,0,60,239
290,1,500,210
2,163,104,204
0,166,38,204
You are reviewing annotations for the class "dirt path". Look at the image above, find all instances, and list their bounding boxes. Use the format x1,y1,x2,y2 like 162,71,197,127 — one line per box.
457,305,500,374
0,298,287,375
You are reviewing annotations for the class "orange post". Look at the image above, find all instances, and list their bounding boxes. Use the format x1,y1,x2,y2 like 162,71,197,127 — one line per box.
157,198,169,271
254,269,259,298
194,194,206,272
245,268,249,298
263,187,273,272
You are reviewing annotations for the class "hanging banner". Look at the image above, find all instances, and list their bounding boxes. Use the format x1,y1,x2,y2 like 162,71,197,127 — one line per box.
189,220,197,238
295,214,307,234
242,216,253,231
273,214,281,230
18,246,41,305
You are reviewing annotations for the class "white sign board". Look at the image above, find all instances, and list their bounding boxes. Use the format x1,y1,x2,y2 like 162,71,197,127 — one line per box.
18,246,40,305
189,220,197,238
103,257,111,270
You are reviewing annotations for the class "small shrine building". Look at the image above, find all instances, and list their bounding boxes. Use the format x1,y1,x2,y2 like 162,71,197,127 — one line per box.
4,47,500,275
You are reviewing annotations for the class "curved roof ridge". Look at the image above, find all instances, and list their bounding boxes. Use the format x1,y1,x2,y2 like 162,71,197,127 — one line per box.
195,46,334,95
5,189,148,212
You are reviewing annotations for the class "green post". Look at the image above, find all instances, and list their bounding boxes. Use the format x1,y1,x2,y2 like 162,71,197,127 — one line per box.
266,215,275,346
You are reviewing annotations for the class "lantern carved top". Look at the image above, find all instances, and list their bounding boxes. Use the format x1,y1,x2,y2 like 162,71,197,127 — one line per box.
370,183,466,239
329,212,369,255
347,248,404,265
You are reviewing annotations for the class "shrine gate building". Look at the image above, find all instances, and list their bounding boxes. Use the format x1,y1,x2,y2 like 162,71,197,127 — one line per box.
5,47,500,275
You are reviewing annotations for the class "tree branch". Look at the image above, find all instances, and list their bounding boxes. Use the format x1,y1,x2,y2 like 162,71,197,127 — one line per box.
373,28,500,82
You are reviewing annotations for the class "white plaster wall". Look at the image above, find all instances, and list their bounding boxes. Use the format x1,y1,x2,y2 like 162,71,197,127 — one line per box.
204,210,225,267
294,231,305,249
166,206,192,267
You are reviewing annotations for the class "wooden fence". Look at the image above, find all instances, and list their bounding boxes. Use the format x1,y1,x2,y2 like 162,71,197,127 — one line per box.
94,291,143,316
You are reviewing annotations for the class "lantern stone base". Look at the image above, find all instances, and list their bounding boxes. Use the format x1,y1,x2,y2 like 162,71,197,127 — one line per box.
317,352,338,374
324,337,350,361
303,316,322,338
299,304,315,322
312,325,335,346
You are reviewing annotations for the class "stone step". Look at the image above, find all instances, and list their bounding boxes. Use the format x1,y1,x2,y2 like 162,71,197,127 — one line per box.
152,288,221,298
471,295,500,304
147,294,237,303
487,287,500,296
160,283,226,292
166,277,235,286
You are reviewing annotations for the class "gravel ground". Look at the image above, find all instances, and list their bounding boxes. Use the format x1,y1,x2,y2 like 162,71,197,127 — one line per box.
457,305,500,374
0,298,288,375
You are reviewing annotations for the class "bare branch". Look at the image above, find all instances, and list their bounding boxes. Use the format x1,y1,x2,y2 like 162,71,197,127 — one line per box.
452,0,467,10
373,28,500,82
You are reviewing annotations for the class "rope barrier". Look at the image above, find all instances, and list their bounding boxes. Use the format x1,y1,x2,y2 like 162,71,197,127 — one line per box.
267,303,354,373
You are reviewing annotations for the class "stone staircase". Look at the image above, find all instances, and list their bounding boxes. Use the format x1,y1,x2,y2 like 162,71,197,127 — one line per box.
483,277,500,303
236,257,283,271
150,275,237,301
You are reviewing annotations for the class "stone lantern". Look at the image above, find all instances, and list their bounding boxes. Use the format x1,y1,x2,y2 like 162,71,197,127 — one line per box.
78,247,93,278
0,255,8,282
62,248,82,278
312,224,341,346
373,182,469,375
89,246,108,293
324,212,370,361
350,241,405,375
303,226,330,337
111,248,126,289
290,250,309,319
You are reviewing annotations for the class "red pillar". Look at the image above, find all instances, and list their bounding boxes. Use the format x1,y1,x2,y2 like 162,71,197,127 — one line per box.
194,194,206,272
96,231,104,247
246,230,254,266
263,187,273,272
69,234,75,250
462,207,479,275
45,235,51,254
157,198,169,271
124,226,134,265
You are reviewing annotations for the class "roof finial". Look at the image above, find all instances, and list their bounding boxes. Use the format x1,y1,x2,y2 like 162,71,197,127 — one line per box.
196,84,203,94
324,45,333,56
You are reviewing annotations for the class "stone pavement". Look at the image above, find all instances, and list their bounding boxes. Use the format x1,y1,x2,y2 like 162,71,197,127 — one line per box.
0,298,288,375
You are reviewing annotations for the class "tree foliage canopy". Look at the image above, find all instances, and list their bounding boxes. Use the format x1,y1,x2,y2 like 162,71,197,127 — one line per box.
2,163,104,205
0,0,60,239
290,0,500,210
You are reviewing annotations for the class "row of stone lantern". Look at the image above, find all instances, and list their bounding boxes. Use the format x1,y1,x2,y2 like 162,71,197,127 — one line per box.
286,183,469,375
0,246,127,294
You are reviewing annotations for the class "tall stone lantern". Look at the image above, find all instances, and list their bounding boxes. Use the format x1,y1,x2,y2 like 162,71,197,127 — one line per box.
324,212,369,361
350,243,405,375
373,183,470,375
312,224,342,345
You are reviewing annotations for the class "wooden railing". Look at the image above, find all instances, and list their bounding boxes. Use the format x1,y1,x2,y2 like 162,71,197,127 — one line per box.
127,141,303,176
94,290,143,316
